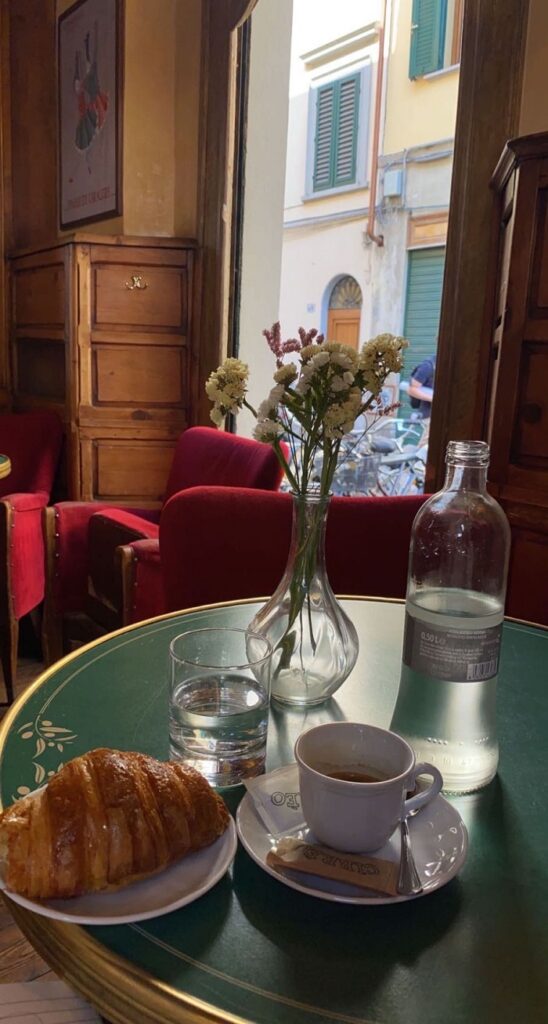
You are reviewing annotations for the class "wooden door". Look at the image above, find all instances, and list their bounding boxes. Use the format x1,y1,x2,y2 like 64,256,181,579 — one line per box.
327,308,360,348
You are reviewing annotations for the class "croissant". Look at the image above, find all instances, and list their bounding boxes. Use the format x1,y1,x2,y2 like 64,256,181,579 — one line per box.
0,748,230,900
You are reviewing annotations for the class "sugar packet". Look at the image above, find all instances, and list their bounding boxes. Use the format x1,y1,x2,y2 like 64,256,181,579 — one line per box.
244,764,306,835
266,836,399,897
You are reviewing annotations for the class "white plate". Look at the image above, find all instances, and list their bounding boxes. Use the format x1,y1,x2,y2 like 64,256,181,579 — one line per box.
236,771,468,905
2,817,237,925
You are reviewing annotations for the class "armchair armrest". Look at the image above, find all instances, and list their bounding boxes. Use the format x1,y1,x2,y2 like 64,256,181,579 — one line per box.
0,492,50,622
87,511,159,621
2,491,49,513
41,502,114,665
44,502,114,614
118,538,166,626
89,507,160,542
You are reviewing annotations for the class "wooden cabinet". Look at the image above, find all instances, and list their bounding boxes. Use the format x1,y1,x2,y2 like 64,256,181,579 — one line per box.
10,234,196,505
487,135,548,624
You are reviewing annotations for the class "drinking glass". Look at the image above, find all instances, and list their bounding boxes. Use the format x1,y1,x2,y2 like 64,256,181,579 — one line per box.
169,627,273,787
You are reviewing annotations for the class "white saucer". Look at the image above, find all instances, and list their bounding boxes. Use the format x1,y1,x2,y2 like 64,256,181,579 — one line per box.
236,772,468,905
2,817,237,925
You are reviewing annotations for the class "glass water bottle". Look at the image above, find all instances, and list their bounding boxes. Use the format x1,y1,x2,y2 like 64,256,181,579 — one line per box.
390,440,511,794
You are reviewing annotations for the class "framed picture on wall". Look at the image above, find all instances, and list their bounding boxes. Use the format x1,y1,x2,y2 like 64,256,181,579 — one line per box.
58,0,123,229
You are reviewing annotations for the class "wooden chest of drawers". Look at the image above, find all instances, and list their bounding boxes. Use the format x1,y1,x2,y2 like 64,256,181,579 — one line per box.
10,234,197,504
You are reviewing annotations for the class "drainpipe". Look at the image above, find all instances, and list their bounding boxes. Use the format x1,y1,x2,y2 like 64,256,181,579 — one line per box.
366,0,389,247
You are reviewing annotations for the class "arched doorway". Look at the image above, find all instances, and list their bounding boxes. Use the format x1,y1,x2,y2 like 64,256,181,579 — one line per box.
327,276,362,349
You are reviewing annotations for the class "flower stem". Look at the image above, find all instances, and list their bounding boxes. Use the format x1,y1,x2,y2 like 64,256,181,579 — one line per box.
275,493,327,671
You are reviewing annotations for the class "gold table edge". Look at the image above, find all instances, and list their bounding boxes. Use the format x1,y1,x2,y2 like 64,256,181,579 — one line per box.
8,902,250,1024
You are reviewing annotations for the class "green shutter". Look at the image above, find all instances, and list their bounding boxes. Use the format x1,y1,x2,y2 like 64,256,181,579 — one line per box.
409,0,447,78
313,84,336,191
313,73,360,192
402,247,445,413
334,75,360,186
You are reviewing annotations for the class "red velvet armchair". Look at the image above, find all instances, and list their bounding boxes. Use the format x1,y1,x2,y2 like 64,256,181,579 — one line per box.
159,486,428,612
0,411,63,703
42,427,285,662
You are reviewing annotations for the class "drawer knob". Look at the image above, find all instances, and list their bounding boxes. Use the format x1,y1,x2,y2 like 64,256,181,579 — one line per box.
125,274,148,291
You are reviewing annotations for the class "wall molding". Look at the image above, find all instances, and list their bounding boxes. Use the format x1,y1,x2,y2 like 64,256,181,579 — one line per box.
301,22,379,72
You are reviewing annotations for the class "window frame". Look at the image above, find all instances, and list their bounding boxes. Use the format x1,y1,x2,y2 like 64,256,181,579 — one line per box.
304,62,371,200
409,0,464,80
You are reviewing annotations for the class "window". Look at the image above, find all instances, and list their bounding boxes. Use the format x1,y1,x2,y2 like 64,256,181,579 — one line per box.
307,66,372,196
409,0,463,79
312,73,360,191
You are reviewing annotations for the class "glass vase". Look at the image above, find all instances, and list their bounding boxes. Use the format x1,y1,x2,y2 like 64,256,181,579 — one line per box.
249,492,359,706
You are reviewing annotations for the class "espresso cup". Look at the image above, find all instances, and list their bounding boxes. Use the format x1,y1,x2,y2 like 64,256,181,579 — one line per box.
295,722,443,853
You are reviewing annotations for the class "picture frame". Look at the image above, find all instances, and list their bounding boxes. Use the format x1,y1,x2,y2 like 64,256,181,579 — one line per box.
58,0,123,229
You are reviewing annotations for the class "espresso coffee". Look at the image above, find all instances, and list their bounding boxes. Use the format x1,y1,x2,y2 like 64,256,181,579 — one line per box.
326,767,391,783
296,722,443,853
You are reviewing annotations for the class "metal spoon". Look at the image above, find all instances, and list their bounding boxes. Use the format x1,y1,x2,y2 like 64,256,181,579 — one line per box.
397,811,423,896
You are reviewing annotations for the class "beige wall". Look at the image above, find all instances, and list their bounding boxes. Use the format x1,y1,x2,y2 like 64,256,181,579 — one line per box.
124,0,201,238
383,0,459,153
519,0,548,135
174,0,202,238
124,0,177,236
238,0,293,437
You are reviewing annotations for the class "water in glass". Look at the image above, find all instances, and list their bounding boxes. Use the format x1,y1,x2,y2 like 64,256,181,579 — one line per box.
391,587,502,793
169,627,272,788
170,672,269,786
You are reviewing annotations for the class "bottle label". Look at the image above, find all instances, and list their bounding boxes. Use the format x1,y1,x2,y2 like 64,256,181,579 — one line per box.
402,609,502,682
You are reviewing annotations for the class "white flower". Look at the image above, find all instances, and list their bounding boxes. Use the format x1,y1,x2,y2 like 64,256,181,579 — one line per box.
274,363,298,385
300,344,319,361
360,334,406,376
254,418,284,443
205,358,249,414
210,406,225,426
269,383,285,403
257,399,274,419
205,378,221,400
327,343,359,371
309,351,330,371
294,376,311,396
216,389,236,408
330,352,354,369
323,389,363,439
328,368,355,395
257,384,285,420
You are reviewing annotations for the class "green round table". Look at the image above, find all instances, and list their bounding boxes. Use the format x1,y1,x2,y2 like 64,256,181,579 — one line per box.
0,598,547,1024
0,453,11,480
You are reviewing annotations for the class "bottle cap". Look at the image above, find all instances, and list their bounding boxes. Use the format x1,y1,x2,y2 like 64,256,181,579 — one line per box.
445,440,490,467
